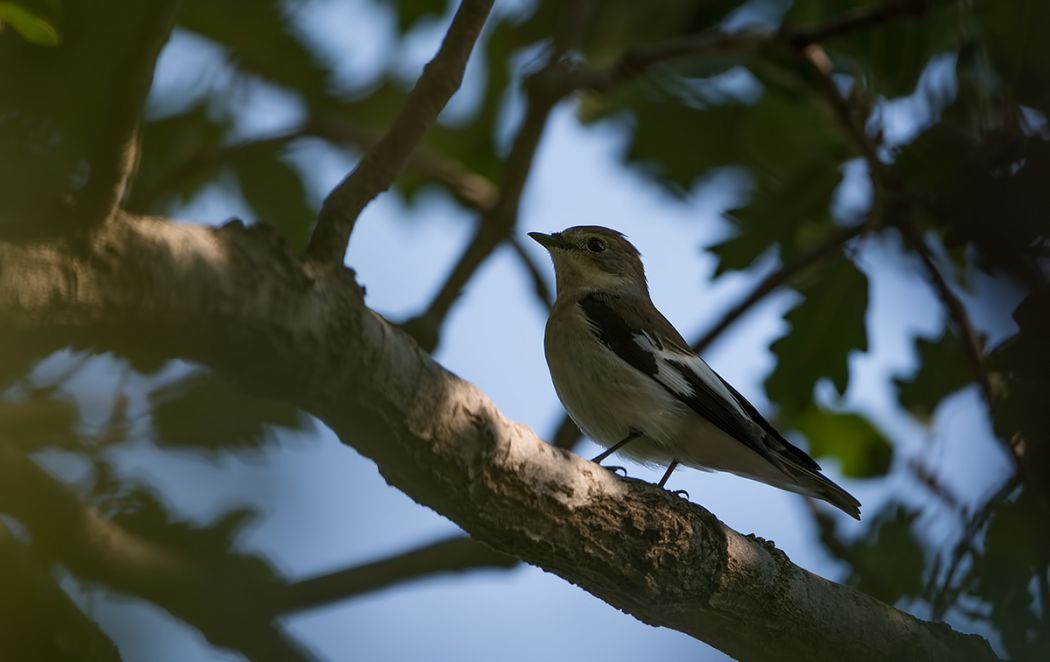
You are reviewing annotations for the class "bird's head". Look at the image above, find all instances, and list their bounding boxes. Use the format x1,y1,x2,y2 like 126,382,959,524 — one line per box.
528,226,647,296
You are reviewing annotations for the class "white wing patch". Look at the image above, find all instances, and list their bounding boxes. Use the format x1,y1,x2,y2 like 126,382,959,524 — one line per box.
633,332,749,417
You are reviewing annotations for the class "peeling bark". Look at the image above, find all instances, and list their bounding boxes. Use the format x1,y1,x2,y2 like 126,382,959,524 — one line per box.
0,215,996,661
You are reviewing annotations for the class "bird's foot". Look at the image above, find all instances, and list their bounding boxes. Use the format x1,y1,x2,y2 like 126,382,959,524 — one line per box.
602,464,628,477
670,489,690,500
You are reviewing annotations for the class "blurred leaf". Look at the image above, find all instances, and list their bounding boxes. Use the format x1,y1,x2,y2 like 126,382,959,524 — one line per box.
766,257,868,415
391,0,443,34
791,406,892,478
977,0,1050,116
235,155,314,250
578,0,740,67
788,0,962,97
127,102,232,214
971,490,1050,659
113,487,278,587
593,75,846,195
889,101,974,196
149,371,311,453
178,0,333,104
0,387,78,451
893,330,973,423
0,0,61,46
847,504,927,604
711,161,841,275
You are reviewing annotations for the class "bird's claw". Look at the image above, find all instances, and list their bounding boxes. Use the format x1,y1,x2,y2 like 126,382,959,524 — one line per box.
602,465,628,477
670,489,690,500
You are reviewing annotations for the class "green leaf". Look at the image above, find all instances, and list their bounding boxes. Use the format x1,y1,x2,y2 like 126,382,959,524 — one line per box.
127,103,232,214
592,73,846,195
113,488,278,587
846,504,926,605
711,161,842,275
149,371,312,453
0,0,61,46
178,0,333,104
787,0,962,97
391,0,443,34
977,0,1050,116
0,387,78,451
235,155,315,250
790,406,892,478
766,257,869,415
893,330,973,423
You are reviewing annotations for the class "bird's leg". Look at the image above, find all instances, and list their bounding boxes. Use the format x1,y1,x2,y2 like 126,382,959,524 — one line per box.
657,460,689,498
657,459,679,488
590,429,640,464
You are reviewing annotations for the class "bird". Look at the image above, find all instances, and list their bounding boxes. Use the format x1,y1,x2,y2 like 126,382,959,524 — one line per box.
529,225,861,519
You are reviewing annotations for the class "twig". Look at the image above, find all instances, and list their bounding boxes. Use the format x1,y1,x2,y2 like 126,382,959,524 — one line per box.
508,236,554,310
137,128,310,210
563,0,948,94
692,223,866,354
905,456,964,513
77,1,180,227
399,1,591,351
278,535,516,614
307,0,495,262
929,475,1021,619
785,0,943,48
565,30,773,93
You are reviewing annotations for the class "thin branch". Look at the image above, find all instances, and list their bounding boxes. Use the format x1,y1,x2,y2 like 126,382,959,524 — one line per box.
136,128,310,210
76,1,180,228
785,0,944,48
307,0,495,262
0,442,315,662
563,0,949,93
313,114,499,212
278,535,517,614
692,223,867,354
929,475,1022,619
901,226,993,406
399,1,591,351
508,235,554,311
565,29,773,93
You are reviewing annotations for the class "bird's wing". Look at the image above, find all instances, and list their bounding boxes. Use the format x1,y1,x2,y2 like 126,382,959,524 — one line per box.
578,292,814,471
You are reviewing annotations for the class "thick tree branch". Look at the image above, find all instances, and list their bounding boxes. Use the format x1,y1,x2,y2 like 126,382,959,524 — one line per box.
307,0,495,262
279,535,516,614
0,216,995,661
0,442,315,662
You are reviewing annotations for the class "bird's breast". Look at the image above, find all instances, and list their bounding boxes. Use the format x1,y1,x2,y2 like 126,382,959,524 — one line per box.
544,302,687,456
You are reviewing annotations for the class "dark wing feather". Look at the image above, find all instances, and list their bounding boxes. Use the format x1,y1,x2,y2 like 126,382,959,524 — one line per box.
714,375,821,472
578,293,790,467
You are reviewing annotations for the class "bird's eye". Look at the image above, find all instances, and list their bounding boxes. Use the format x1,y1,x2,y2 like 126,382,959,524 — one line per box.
586,238,606,253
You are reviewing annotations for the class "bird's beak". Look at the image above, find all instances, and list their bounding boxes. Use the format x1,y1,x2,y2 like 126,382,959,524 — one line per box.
528,231,571,251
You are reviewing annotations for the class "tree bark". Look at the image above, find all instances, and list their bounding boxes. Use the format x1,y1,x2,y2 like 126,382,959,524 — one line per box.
0,215,996,661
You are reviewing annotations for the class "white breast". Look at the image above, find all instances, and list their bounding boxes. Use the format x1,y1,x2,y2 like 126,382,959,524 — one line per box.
544,303,687,464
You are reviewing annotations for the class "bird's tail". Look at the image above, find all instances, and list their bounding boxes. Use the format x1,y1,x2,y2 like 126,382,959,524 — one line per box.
786,465,862,520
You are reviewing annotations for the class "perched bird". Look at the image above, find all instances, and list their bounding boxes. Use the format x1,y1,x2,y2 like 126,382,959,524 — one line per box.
529,225,861,519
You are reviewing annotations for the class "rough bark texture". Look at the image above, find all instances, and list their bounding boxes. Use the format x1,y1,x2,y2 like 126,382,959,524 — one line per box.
0,215,996,661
